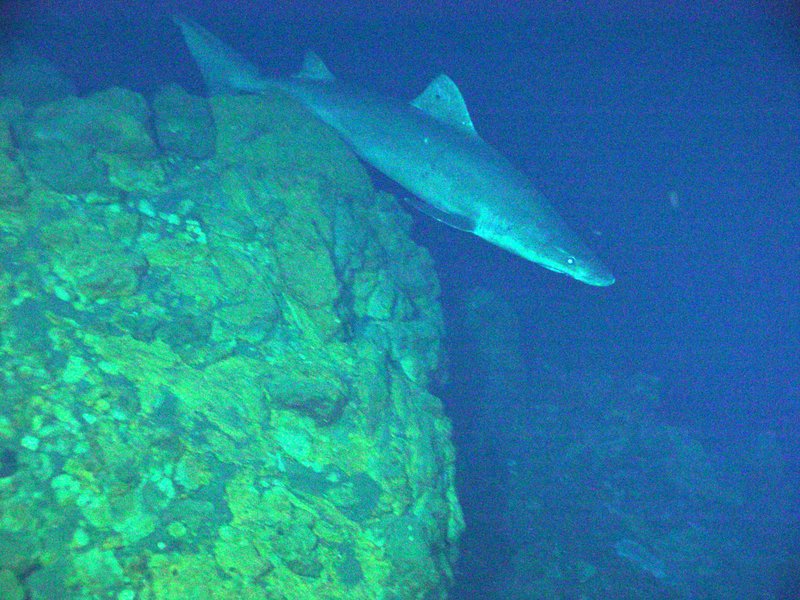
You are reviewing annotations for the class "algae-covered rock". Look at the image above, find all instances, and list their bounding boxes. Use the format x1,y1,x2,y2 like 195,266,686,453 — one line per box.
0,142,28,208
13,87,159,193
0,85,463,599
265,355,350,426
0,42,75,108
0,569,24,600
38,210,147,302
210,91,373,199
152,83,215,159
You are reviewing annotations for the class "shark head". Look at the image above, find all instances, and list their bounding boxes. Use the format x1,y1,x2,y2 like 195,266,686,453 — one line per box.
531,241,615,286
475,214,615,286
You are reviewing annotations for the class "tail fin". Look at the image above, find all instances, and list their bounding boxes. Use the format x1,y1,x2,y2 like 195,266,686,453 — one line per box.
172,15,268,94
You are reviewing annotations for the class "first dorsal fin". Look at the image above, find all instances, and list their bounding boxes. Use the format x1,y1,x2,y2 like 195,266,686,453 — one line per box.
293,51,335,81
411,74,477,135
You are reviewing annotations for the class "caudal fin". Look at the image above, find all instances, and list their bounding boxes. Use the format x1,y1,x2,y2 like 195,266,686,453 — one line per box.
172,15,267,94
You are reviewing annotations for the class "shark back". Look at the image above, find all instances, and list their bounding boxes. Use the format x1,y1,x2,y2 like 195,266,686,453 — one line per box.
173,16,614,286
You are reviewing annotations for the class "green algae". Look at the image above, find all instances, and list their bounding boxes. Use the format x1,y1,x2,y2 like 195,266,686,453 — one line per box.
0,80,463,599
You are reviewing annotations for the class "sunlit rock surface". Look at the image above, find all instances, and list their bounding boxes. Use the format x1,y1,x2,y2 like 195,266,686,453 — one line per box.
0,83,463,599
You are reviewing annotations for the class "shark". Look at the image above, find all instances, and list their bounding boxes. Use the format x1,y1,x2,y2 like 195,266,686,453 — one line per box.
172,16,614,286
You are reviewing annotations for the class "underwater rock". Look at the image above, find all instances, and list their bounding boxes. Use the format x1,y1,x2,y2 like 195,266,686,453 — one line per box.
0,85,463,599
0,145,27,208
0,569,24,600
0,118,28,207
266,365,349,426
271,182,342,340
39,212,147,302
209,92,373,198
0,448,18,478
13,87,158,194
152,83,215,159
0,41,75,108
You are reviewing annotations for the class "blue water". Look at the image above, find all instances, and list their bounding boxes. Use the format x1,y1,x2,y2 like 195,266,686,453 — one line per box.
5,1,798,597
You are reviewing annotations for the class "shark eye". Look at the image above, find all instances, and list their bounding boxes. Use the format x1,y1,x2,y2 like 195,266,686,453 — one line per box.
566,256,575,265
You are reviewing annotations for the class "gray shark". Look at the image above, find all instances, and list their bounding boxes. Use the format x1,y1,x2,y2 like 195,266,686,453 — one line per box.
173,16,614,286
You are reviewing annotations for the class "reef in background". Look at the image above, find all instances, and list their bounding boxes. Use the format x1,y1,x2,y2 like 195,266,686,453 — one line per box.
447,286,793,600
0,74,463,599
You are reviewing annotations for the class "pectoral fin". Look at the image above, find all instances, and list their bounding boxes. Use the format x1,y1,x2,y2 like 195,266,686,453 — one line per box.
403,196,476,232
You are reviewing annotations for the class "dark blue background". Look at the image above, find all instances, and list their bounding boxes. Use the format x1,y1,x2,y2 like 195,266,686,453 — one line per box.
3,0,799,595
5,1,797,434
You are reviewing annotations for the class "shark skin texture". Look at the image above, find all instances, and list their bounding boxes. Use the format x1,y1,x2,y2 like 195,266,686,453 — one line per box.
173,15,615,286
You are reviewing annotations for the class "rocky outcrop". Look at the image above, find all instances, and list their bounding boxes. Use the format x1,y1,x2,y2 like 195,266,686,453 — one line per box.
0,84,462,599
